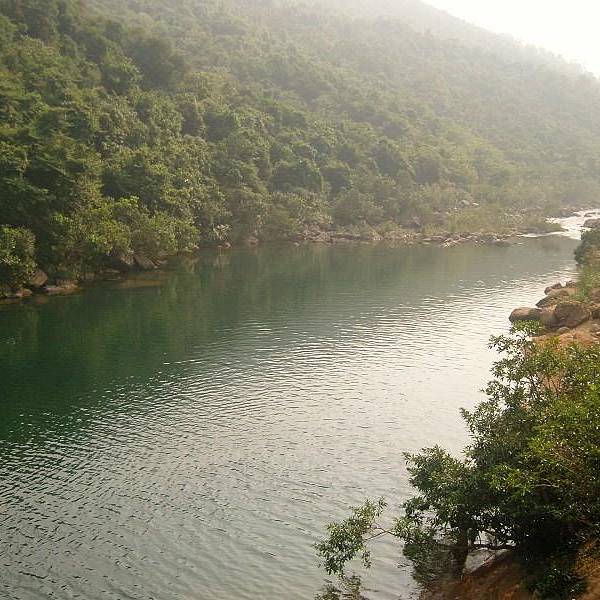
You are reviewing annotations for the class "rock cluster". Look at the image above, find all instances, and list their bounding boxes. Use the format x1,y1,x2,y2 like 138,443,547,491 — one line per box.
510,280,600,341
298,226,513,247
0,251,161,304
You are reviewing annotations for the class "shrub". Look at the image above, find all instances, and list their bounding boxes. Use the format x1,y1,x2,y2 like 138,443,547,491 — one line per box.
0,225,36,288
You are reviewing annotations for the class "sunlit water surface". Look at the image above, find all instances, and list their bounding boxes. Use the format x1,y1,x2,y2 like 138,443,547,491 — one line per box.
0,234,583,599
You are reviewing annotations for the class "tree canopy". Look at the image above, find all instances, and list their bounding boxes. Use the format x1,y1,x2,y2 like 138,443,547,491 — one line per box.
2,0,600,287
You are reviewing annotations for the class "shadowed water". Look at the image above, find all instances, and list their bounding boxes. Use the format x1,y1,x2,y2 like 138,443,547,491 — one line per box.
0,237,580,599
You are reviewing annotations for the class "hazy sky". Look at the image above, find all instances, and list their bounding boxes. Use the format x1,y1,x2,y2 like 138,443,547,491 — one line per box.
426,0,600,74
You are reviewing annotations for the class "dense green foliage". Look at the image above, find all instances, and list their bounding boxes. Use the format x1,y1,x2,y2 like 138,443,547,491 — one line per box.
0,225,36,288
575,230,600,266
2,0,600,285
317,323,600,598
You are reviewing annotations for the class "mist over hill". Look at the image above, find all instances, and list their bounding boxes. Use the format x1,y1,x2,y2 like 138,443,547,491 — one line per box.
304,0,586,73
1,0,600,288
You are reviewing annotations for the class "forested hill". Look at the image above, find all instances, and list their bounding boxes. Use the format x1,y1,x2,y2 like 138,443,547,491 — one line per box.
1,0,600,290
307,0,584,73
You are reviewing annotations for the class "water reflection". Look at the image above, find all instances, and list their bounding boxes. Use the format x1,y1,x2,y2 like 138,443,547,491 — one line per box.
317,575,367,599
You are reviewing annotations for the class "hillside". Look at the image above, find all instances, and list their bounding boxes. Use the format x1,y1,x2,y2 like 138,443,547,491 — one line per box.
1,0,600,292
307,0,585,73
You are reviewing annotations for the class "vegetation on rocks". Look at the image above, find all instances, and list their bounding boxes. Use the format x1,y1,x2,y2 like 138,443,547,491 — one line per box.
1,0,600,289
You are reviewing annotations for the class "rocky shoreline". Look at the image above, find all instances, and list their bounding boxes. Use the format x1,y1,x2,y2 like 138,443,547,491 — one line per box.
422,281,600,600
3,206,595,306
288,225,526,247
509,280,600,344
0,221,560,305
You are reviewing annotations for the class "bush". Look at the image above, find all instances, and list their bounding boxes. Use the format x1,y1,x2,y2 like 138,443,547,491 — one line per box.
0,225,36,288
575,230,600,265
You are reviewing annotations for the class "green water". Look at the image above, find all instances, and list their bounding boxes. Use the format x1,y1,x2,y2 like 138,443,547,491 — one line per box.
0,238,579,599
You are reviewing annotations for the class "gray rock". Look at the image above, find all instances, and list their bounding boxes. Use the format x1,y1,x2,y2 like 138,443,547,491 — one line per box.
509,307,542,323
27,269,48,289
544,282,563,295
109,251,135,272
43,281,79,296
537,288,571,307
463,549,510,576
553,301,591,329
540,307,558,328
133,253,156,271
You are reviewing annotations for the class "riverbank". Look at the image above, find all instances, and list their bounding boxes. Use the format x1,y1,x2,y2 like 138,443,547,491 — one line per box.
423,546,600,600
0,217,569,306
422,223,600,600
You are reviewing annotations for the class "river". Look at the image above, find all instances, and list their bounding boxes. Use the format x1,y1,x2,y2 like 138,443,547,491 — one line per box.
0,229,585,599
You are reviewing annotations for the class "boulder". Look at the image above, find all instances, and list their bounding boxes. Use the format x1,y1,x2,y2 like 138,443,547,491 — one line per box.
27,269,48,289
591,304,600,319
565,280,577,288
540,307,558,328
544,282,563,295
133,253,156,271
537,288,571,307
109,251,135,272
553,301,591,329
463,548,509,576
509,307,542,323
43,280,79,296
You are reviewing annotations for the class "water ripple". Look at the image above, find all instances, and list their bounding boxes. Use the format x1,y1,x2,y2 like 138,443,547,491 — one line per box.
0,238,579,600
